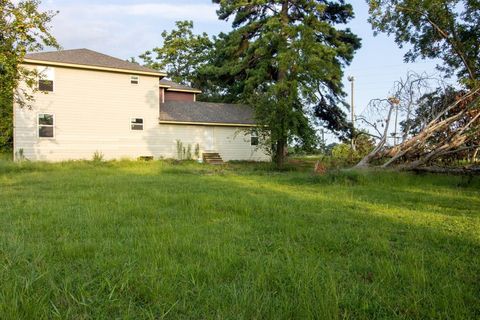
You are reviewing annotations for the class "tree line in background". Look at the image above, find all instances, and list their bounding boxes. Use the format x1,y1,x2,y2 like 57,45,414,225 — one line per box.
1,0,479,171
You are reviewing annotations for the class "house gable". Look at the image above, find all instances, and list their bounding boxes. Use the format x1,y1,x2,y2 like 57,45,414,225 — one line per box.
25,49,166,77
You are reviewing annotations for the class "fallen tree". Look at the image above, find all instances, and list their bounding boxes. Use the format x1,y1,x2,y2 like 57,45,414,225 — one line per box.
358,0,480,172
356,86,480,171
411,165,480,175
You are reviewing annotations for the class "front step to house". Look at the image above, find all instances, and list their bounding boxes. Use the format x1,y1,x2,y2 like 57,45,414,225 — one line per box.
203,153,224,165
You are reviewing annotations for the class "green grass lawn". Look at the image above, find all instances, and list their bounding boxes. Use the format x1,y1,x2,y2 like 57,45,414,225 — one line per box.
0,158,479,319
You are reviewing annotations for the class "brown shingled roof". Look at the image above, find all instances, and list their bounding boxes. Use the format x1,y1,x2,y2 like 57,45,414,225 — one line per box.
25,49,165,75
160,101,256,125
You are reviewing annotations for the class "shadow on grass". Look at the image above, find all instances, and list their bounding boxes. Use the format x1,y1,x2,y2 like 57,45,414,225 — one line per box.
0,161,479,319
246,169,480,218
192,174,480,318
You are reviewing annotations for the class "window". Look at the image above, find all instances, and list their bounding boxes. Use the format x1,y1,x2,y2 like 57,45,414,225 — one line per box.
39,80,54,92
38,114,54,138
131,118,144,130
251,132,259,146
37,66,54,92
130,75,139,85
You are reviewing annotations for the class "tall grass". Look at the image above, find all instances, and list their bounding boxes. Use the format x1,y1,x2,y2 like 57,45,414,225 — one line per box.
0,158,479,319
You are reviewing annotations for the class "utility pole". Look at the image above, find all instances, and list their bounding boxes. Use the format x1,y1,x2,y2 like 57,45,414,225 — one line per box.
347,76,355,151
393,103,399,146
388,97,400,146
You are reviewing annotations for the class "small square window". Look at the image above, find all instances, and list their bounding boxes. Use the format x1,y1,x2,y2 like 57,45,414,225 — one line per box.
39,79,54,92
131,118,144,130
38,114,54,138
130,76,139,85
37,66,54,92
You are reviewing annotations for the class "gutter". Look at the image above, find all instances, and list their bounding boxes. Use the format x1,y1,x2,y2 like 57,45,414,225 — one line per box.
23,59,167,77
159,120,257,127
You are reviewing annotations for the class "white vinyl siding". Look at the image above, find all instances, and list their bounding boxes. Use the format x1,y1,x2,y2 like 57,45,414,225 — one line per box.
14,65,270,162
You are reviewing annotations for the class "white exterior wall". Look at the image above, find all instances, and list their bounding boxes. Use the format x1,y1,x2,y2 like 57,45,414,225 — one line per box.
14,65,270,162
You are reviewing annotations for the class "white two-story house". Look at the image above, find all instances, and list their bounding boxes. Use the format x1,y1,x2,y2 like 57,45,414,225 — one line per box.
14,49,269,162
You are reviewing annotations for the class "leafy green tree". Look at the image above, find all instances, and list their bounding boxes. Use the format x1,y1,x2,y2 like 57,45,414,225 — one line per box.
355,131,375,156
367,0,480,87
0,0,59,151
138,21,213,87
332,132,374,165
205,0,361,167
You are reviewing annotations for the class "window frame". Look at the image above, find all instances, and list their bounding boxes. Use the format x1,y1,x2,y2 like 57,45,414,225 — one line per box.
130,75,140,85
250,131,259,146
37,66,55,92
130,117,144,131
38,79,54,92
37,113,55,139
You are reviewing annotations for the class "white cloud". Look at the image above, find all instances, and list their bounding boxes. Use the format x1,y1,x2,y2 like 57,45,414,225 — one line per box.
40,1,224,59
50,2,219,23
109,3,218,21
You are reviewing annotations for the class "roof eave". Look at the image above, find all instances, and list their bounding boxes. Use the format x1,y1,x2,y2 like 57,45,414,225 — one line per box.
159,120,256,127
23,58,167,77
165,88,202,94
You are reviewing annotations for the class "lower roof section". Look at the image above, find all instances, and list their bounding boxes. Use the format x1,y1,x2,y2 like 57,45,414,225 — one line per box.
159,79,202,93
160,101,256,126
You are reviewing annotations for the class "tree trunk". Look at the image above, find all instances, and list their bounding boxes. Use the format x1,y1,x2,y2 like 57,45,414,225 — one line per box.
275,139,287,168
473,147,479,163
411,166,480,174
355,101,395,168
273,0,289,169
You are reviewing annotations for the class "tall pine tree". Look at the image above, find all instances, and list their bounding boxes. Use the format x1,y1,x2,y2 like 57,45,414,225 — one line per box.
205,0,361,167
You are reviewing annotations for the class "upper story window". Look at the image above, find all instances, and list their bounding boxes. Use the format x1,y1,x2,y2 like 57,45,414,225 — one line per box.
131,118,143,130
37,66,55,92
130,75,139,85
38,113,55,138
251,132,259,146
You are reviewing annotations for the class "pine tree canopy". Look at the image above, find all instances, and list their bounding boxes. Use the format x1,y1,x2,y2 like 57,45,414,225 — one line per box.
203,0,361,165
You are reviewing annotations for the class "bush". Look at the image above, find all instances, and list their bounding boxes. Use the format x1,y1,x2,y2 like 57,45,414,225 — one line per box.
176,140,195,161
92,151,104,162
332,143,352,159
331,135,375,167
331,143,358,166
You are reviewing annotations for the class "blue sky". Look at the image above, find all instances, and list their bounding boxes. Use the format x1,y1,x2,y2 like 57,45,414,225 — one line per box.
41,0,446,141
